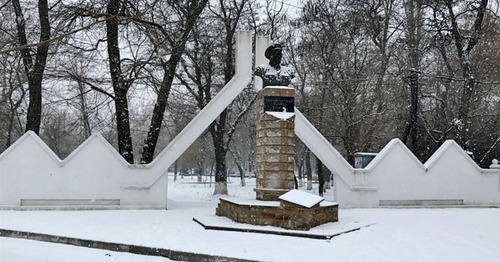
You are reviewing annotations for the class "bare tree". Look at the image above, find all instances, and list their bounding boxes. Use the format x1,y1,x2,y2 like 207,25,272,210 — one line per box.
12,0,51,134
446,0,489,149
105,0,134,163
297,0,397,163
0,56,26,149
418,0,495,162
400,0,424,156
229,147,246,187
183,0,251,195
134,0,209,164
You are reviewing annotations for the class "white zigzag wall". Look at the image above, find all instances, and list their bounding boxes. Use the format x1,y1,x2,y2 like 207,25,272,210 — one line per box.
296,108,500,207
1,130,498,209
0,131,168,209
331,139,500,207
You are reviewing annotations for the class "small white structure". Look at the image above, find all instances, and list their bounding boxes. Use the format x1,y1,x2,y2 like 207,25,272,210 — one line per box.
490,159,500,169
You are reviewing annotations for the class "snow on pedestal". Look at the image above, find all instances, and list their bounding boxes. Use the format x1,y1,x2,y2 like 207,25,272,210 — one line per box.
278,189,324,208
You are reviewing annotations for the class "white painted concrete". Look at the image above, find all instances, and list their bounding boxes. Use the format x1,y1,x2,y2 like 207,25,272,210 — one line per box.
2,114,498,209
253,36,270,92
0,132,167,209
0,31,253,210
295,111,500,207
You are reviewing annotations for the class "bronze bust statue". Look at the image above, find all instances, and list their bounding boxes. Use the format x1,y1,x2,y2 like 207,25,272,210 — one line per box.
255,44,295,88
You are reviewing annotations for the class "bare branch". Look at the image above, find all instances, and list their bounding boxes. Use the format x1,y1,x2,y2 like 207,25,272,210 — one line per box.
0,0,159,55
66,71,115,100
225,93,257,149
0,0,11,11
0,18,106,55
174,72,200,102
479,137,500,165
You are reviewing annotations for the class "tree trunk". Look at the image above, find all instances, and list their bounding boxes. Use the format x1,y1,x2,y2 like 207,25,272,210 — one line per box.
402,69,420,155
196,161,203,183
296,155,304,188
25,69,43,134
12,0,50,134
456,63,476,148
364,1,393,148
305,150,312,190
106,0,134,164
316,156,324,197
140,62,175,164
247,155,253,174
174,160,178,182
211,110,228,194
402,0,423,156
230,148,246,187
324,168,331,190
140,0,209,164
446,0,488,149
76,80,91,138
113,90,134,163
211,3,241,194
236,159,246,187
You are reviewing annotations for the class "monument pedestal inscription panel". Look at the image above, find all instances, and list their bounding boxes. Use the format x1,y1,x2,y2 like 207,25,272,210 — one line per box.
255,87,295,201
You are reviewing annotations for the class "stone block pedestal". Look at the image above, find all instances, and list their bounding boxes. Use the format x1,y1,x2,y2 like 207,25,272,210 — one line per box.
255,87,295,201
215,86,339,231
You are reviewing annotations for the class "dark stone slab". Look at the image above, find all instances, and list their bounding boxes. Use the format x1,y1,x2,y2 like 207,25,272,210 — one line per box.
264,96,294,112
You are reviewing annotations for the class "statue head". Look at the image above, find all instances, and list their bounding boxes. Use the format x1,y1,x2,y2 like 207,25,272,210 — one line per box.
265,44,282,68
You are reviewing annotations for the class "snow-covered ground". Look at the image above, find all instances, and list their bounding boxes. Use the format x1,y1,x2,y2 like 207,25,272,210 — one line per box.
1,175,499,262
0,237,172,262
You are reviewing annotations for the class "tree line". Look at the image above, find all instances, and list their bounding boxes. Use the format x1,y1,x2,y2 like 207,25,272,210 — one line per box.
0,0,498,195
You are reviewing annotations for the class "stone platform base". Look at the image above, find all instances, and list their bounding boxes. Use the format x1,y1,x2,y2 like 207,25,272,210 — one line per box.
216,198,338,231
254,188,290,201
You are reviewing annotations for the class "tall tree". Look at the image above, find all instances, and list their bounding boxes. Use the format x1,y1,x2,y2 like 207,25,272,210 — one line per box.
402,0,423,156
446,0,489,149
0,56,26,149
354,0,400,150
12,0,51,134
137,0,209,164
298,0,393,163
207,0,249,194
175,0,254,194
106,0,134,163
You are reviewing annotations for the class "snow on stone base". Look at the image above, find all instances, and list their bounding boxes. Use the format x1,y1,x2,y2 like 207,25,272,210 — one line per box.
278,189,324,208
